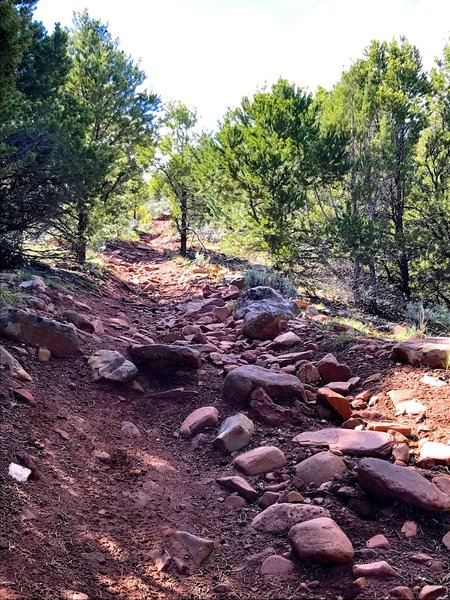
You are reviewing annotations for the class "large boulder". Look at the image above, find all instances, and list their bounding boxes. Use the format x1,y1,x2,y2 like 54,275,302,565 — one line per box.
88,350,137,383
129,344,201,370
234,287,299,340
0,307,81,357
293,428,393,458
223,365,305,403
357,458,450,511
392,338,450,369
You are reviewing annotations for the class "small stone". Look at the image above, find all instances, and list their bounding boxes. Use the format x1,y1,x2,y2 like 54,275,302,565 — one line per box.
296,361,321,384
233,445,286,475
37,347,51,361
224,494,246,509
352,560,397,578
418,441,450,467
88,350,138,383
212,583,231,594
401,521,418,538
250,387,291,425
121,421,141,437
289,517,354,564
260,555,296,576
251,503,329,533
259,491,280,509
294,451,348,487
93,450,111,463
149,548,171,571
214,413,254,452
316,353,352,383
180,406,219,439
366,534,390,549
442,530,450,549
343,577,367,600
70,593,90,600
286,491,304,503
216,475,258,501
389,586,414,600
392,443,410,463
316,387,352,420
174,531,214,564
8,462,31,482
418,585,447,600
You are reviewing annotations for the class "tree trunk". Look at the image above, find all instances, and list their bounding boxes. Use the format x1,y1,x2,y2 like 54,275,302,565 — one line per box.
75,206,88,264
180,188,188,256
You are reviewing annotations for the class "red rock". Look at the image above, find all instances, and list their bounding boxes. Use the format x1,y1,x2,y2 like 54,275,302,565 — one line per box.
224,494,246,509
293,428,393,458
149,548,171,571
366,534,390,549
392,338,450,369
216,475,258,501
317,353,352,383
389,586,414,599
259,491,280,508
251,503,329,533
352,561,397,578
387,389,416,404
392,443,410,463
289,517,354,564
12,387,36,406
269,331,301,350
418,585,448,600
233,445,286,475
325,377,361,395
358,458,450,511
223,364,305,402
213,306,232,322
316,387,352,421
179,406,219,439
367,422,412,436
260,555,296,576
401,521,418,538
59,310,95,333
294,451,348,487
418,441,450,467
214,413,254,452
250,387,291,425
296,361,321,384
37,347,51,361
174,531,214,564
129,344,202,369
442,530,450,549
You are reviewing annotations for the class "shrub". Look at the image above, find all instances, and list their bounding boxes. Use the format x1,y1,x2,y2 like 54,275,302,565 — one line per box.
405,301,450,334
244,266,298,298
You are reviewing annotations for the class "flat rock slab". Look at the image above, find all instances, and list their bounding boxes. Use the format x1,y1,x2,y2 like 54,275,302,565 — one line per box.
88,350,137,383
250,387,291,425
0,307,81,357
295,451,348,487
260,555,296,576
214,413,254,452
129,344,201,369
233,445,286,475
216,475,258,502
251,503,329,533
179,406,219,439
288,517,354,564
174,531,214,564
317,353,352,383
293,428,393,458
316,387,352,421
0,345,32,382
223,364,305,402
392,338,450,369
358,458,450,511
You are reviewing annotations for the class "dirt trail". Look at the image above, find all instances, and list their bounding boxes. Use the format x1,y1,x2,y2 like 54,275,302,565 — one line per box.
1,223,450,600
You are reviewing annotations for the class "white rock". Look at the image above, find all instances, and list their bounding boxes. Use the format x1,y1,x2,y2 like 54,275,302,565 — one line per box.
8,462,32,482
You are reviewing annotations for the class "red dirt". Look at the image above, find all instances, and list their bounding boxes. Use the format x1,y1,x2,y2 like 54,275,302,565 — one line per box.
1,223,450,600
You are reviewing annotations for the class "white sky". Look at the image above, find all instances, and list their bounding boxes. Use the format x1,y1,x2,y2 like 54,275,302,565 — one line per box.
35,0,450,130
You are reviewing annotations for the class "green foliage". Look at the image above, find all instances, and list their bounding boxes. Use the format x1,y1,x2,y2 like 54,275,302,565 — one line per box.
0,284,21,307
244,266,298,298
405,301,450,334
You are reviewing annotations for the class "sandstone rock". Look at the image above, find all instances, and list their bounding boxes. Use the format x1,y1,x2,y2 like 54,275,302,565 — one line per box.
392,443,410,463
129,344,201,369
251,503,329,533
214,413,254,452
389,587,414,600
358,458,450,511
353,561,397,578
325,377,361,395
317,353,352,383
88,350,138,383
366,422,412,436
37,347,51,361
316,387,352,421
259,491,280,508
213,306,232,322
395,399,426,416
250,387,291,425
269,331,301,350
224,494,246,509
293,428,393,458
260,555,296,576
418,585,447,600
216,476,258,501
0,345,31,382
8,462,31,482
442,530,450,549
180,406,219,439
289,517,354,564
418,441,450,467
121,421,141,437
19,276,47,293
392,338,450,369
149,548,171,571
0,307,81,357
401,521,418,538
294,451,348,487
58,310,95,333
223,364,305,402
234,445,286,475
366,534,390,549
296,361,321,384
174,531,214,564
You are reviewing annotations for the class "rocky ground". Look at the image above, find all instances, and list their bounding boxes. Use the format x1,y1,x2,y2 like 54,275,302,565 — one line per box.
1,222,450,600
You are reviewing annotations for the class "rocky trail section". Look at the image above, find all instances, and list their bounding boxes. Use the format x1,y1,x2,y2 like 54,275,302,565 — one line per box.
1,227,450,600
